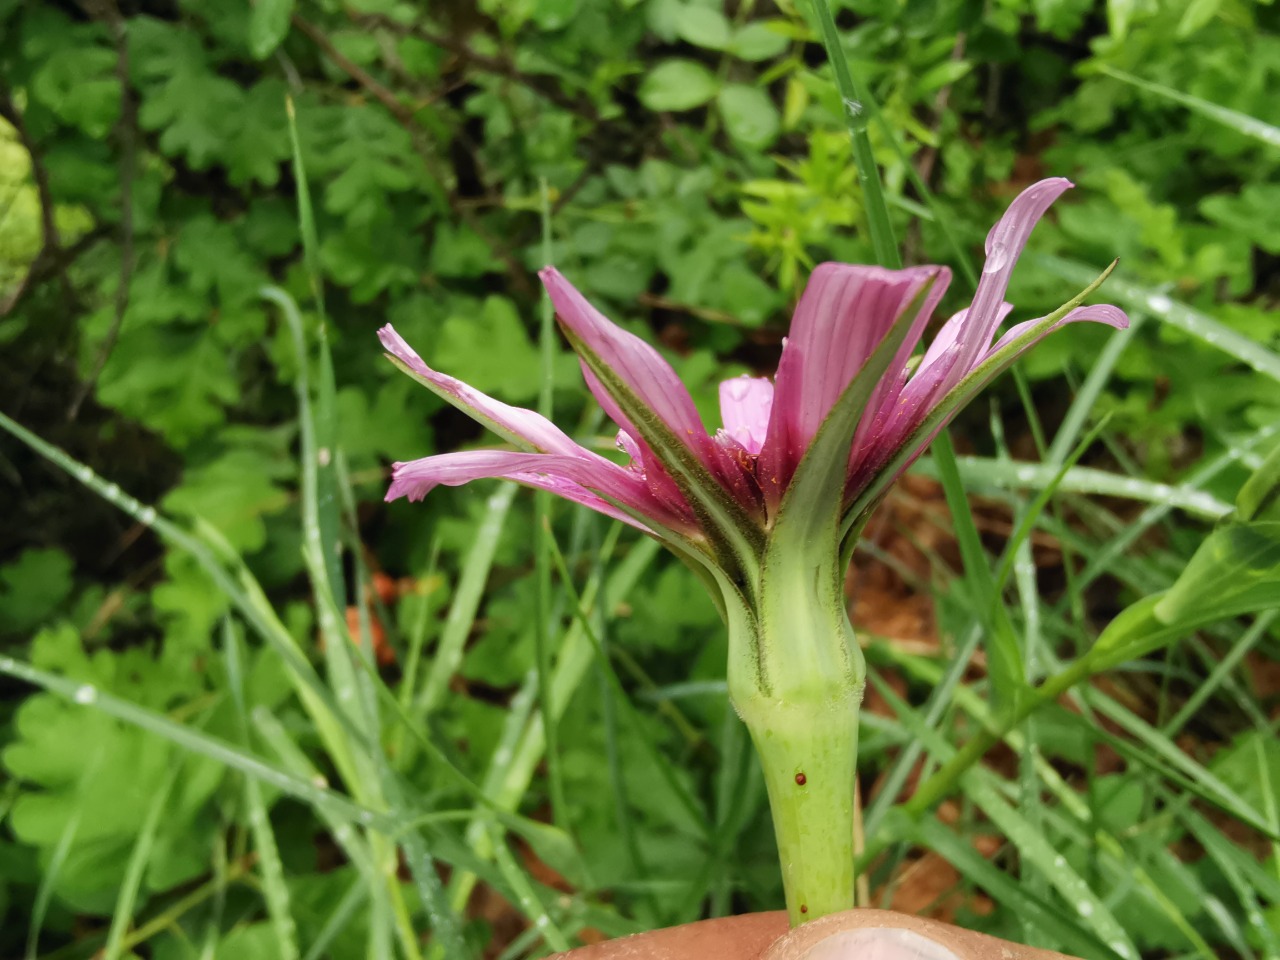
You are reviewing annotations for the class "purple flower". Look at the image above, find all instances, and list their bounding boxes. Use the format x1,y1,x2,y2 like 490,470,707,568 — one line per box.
381,179,1125,575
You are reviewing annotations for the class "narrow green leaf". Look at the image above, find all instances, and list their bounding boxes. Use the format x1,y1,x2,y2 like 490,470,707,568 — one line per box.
26,812,81,960
964,772,1137,956
486,825,572,953
535,178,568,832
1084,690,1278,839
0,654,391,830
1236,442,1280,522
1098,65,1280,148
104,768,179,960
417,483,517,716
912,455,1232,519
224,621,300,960
1183,808,1280,956
1153,521,1280,625
1037,255,1280,383
448,538,661,912
931,432,1026,715
285,93,344,604
808,0,899,268
0,408,367,790
301,877,369,960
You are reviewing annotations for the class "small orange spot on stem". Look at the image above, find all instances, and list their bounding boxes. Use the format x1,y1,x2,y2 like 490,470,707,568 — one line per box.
795,772,807,786
799,904,808,914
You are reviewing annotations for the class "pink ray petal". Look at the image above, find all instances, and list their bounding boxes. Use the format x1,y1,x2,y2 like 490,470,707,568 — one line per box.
759,264,946,503
935,178,1073,395
718,376,774,455
881,302,1016,433
386,449,695,533
378,325,581,456
540,268,710,455
846,303,1129,505
546,268,763,517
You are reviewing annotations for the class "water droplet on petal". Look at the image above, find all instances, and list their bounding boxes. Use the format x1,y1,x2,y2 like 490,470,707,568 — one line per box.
983,241,1010,275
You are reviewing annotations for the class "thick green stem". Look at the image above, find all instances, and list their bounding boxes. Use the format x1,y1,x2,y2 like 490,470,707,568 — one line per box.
724,561,864,926
742,694,860,924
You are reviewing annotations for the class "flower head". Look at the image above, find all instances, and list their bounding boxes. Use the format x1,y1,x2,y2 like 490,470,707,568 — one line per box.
381,178,1126,589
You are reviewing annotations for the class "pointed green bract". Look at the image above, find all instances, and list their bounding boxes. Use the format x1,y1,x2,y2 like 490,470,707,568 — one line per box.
560,324,766,586
743,274,938,700
843,261,1120,538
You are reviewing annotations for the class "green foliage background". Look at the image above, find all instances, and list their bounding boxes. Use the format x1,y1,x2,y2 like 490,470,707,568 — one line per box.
1,0,1278,957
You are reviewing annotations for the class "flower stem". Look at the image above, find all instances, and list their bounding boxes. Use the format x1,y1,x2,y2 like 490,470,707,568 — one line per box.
740,694,860,924
809,0,900,270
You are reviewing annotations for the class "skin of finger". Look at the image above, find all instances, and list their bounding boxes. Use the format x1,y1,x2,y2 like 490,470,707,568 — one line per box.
760,910,1082,960
549,911,789,960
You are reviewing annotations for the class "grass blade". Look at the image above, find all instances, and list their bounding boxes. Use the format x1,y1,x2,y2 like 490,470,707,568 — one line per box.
1097,65,1280,148
25,811,81,960
0,654,391,829
417,483,518,717
913,455,1233,519
808,0,898,268
931,431,1026,714
103,768,178,960
224,619,300,960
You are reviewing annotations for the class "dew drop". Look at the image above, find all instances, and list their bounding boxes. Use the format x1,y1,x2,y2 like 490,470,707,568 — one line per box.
73,684,98,705
1078,901,1094,917
138,506,157,525
1145,294,1172,314
983,241,1010,275
318,447,332,467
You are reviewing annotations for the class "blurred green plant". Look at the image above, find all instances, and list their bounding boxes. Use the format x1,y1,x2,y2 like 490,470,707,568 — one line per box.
2,0,1279,957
